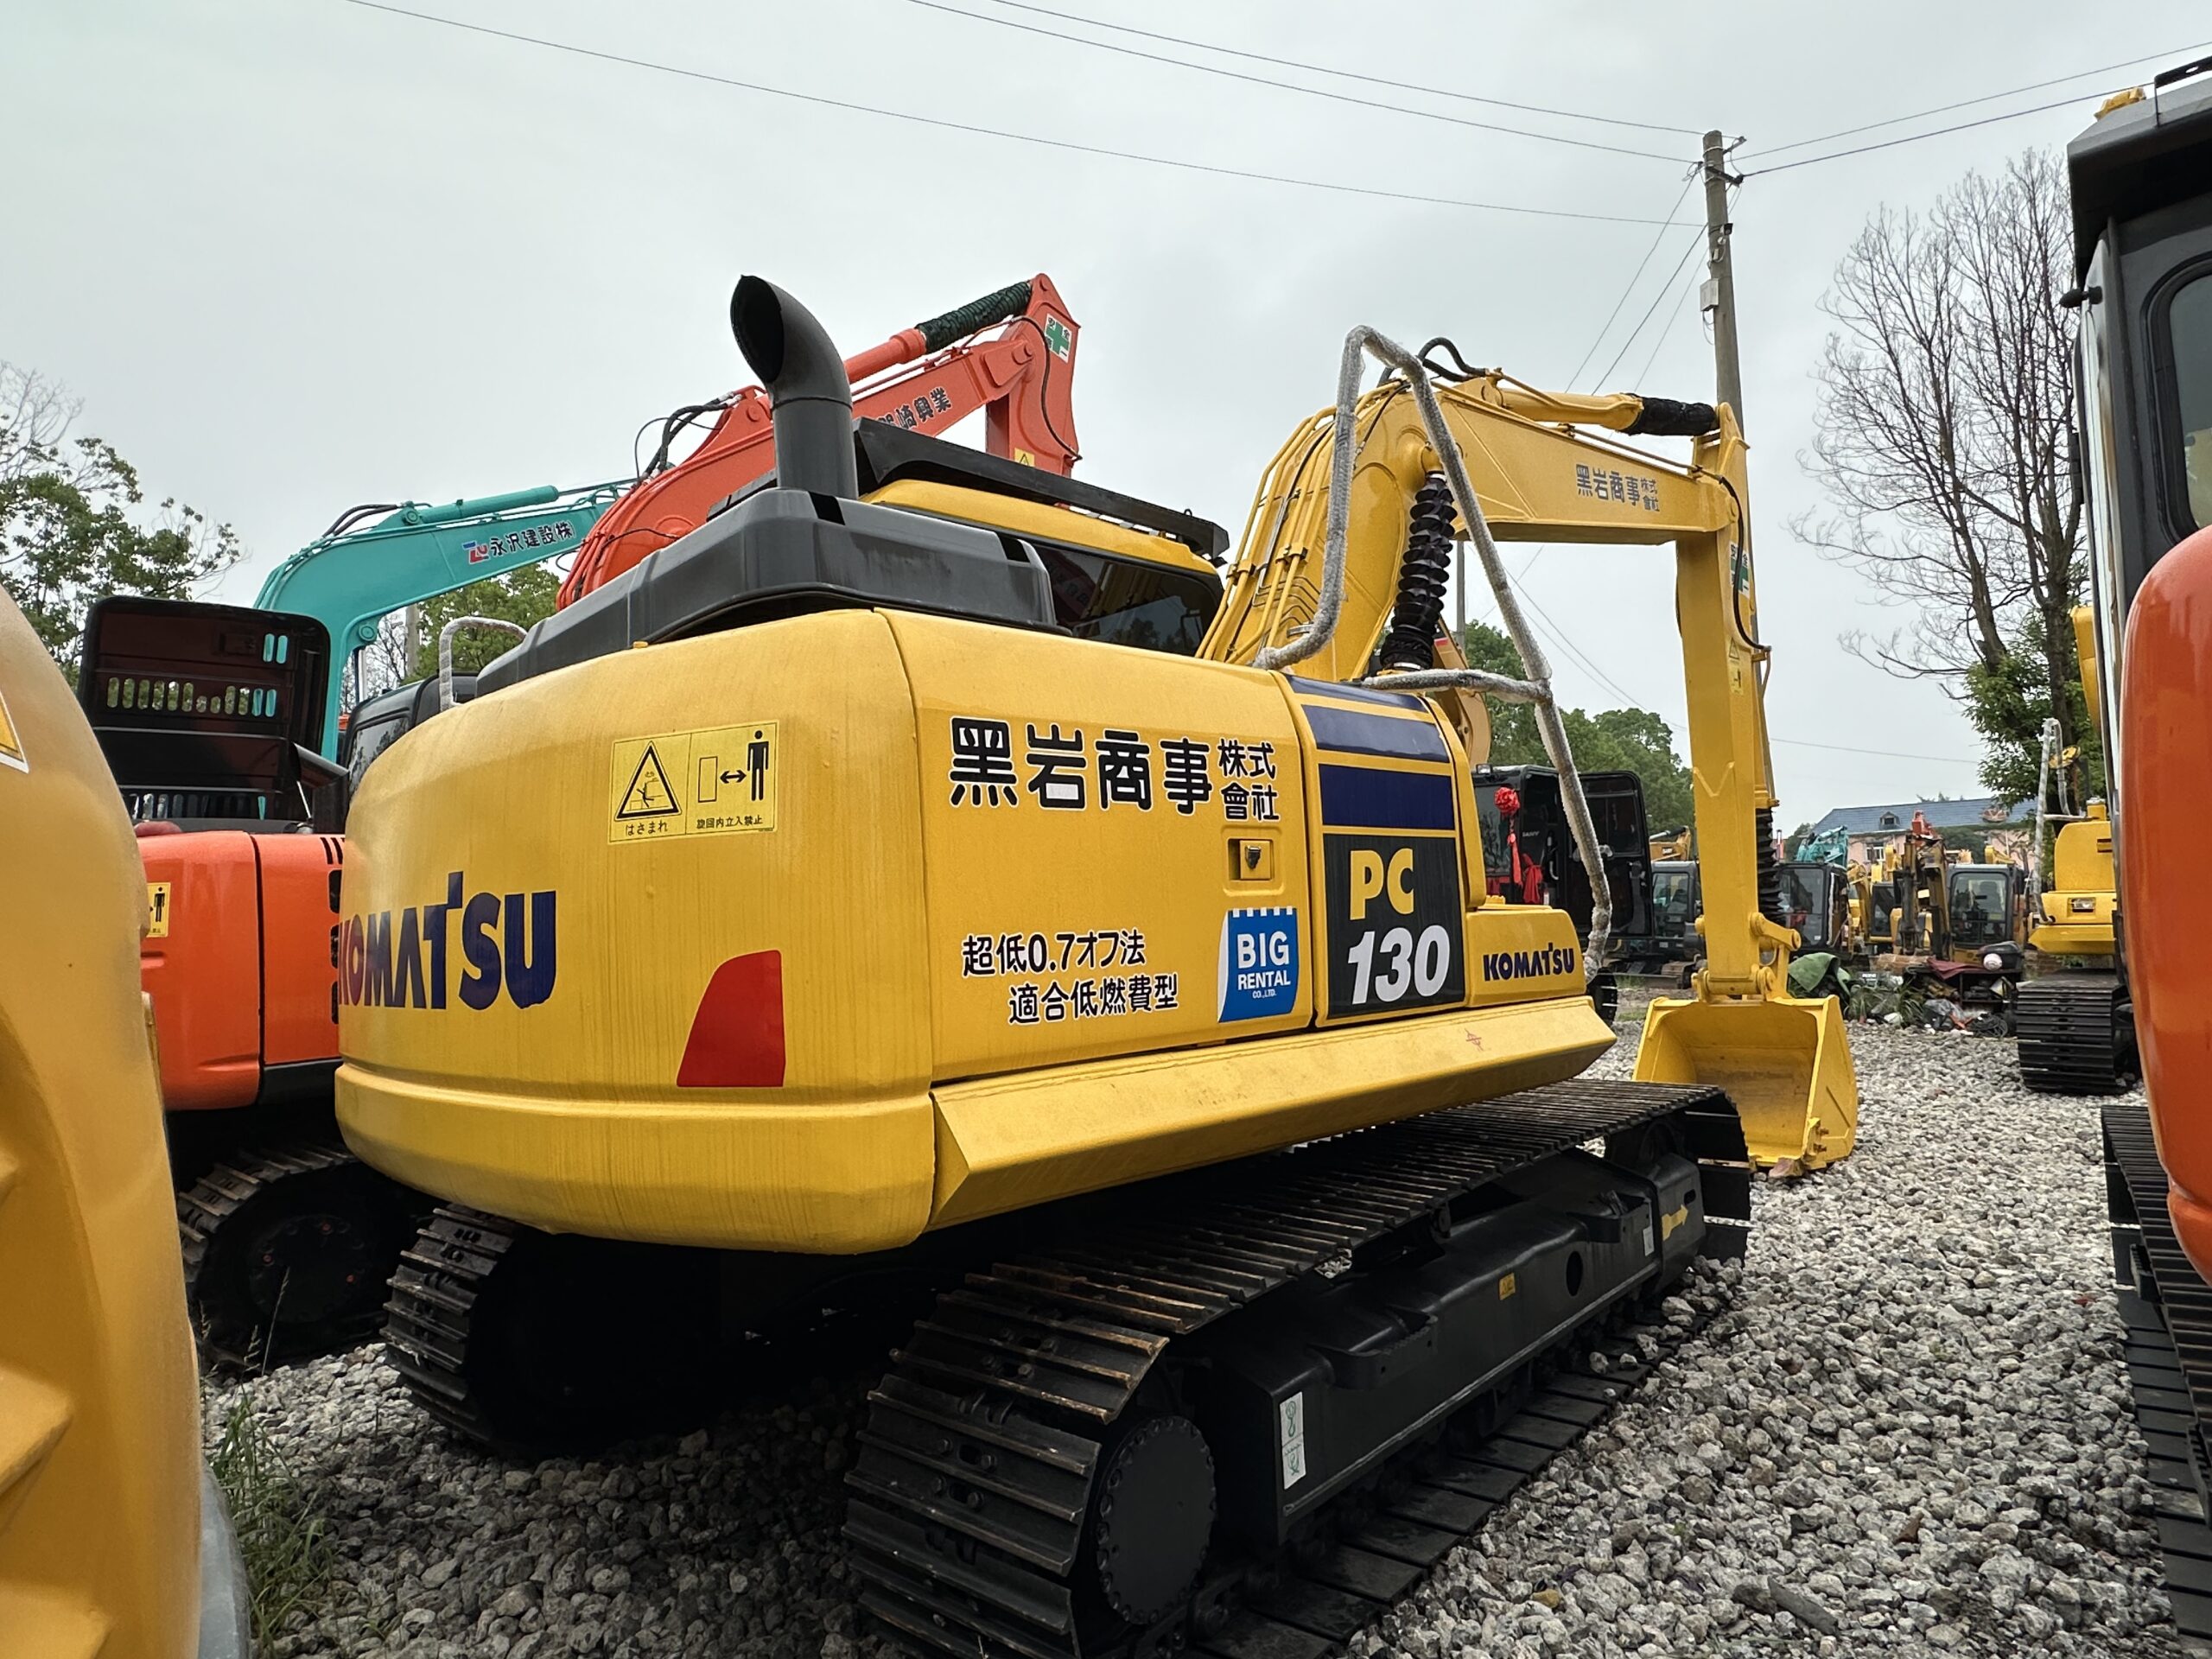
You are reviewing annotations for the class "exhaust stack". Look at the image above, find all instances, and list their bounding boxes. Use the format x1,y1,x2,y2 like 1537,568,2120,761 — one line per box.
730,276,859,500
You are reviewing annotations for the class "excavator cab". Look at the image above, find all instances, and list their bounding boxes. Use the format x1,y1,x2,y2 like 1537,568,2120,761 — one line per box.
78,596,416,1364
1776,861,1851,955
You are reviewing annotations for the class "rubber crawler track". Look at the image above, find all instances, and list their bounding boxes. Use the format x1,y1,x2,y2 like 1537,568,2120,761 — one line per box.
2018,974,2137,1095
2104,1101,2212,1655
179,1140,387,1369
845,1078,1750,1659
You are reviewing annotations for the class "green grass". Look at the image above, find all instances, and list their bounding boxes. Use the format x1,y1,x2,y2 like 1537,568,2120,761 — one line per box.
206,1393,335,1643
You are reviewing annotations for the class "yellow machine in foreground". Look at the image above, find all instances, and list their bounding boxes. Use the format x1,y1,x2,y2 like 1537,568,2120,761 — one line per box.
336,280,1844,1655
0,588,251,1659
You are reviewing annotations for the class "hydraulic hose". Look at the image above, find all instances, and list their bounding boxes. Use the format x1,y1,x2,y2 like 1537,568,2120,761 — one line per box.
914,281,1035,353
1379,474,1453,671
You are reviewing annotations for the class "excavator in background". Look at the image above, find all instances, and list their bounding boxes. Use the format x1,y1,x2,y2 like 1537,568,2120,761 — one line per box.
334,278,1850,1658
2066,56,2212,1645
2017,691,2136,1091
556,275,1082,603
102,276,1100,1366
1469,764,1653,1007
0,585,251,1659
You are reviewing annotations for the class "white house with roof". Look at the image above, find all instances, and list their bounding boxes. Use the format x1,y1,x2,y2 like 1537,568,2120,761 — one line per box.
1803,796,2033,868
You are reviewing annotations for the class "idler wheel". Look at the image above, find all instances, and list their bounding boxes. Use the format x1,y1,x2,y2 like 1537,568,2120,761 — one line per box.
1090,1414,1217,1626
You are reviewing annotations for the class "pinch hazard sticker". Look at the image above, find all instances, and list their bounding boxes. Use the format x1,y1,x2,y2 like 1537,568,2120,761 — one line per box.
0,684,24,773
609,721,778,844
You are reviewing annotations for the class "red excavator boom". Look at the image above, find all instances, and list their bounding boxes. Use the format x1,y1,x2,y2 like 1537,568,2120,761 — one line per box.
558,274,1081,604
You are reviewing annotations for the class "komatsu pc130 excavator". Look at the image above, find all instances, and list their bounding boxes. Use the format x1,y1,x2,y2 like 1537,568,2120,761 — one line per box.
99,275,1107,1368
334,279,1852,1659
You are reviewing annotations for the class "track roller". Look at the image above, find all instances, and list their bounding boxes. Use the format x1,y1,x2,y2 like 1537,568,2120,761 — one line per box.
179,1142,417,1368
2017,972,2138,1094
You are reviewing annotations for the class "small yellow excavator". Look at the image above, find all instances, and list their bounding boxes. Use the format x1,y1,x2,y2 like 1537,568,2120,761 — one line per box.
2017,623,2136,1090
0,586,251,1659
335,282,1853,1656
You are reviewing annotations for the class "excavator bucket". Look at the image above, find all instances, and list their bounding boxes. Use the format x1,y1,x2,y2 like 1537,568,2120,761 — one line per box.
1634,993,1858,1170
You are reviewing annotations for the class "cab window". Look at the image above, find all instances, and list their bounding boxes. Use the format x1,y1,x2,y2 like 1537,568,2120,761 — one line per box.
1948,869,2013,946
2171,271,2212,532
1034,542,1218,656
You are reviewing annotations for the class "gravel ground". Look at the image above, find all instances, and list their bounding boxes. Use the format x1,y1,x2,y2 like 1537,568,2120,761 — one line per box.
213,1024,2176,1657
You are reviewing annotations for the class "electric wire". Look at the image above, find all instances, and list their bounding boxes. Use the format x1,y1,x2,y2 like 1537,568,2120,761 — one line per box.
1590,228,1705,390
1630,274,1699,388
1773,736,1974,764
335,0,1694,226
1567,168,1700,391
962,0,1703,135
1747,38,2212,160
905,0,1687,163
1743,84,2177,176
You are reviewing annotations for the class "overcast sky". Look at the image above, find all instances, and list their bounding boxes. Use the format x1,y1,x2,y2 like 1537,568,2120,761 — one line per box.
6,1,2205,823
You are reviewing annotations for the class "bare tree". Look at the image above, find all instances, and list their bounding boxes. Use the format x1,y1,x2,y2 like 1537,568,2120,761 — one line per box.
1800,151,2088,792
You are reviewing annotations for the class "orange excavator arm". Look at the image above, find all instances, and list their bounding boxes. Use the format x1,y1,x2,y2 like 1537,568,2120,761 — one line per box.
559,274,1081,604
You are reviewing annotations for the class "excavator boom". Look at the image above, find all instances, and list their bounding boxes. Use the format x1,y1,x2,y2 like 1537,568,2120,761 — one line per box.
1201,359,1854,1166
557,274,1082,605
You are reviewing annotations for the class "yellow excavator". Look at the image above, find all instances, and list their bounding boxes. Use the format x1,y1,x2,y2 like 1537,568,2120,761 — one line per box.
0,586,251,1659
2017,618,2136,1090
335,282,1853,1656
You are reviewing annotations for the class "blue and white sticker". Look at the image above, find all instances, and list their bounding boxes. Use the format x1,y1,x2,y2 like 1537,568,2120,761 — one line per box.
1219,906,1300,1022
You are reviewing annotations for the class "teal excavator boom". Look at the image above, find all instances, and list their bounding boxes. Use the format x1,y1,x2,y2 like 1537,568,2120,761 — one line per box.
254,480,626,755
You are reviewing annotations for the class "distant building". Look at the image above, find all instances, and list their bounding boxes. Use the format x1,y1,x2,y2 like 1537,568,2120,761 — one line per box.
1804,796,2032,868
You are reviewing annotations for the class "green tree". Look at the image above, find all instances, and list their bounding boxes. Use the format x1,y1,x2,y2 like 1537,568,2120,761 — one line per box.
1455,621,1694,832
404,565,560,680
0,362,238,671
1961,613,2103,805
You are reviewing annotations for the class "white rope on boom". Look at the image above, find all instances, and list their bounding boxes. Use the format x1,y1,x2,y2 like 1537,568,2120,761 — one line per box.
1263,325,1616,978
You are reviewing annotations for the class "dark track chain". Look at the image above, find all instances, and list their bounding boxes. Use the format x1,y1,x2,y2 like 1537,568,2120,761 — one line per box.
846,1079,1748,1659
179,1140,379,1368
382,1202,523,1440
2104,1102,2212,1654
2018,974,2135,1094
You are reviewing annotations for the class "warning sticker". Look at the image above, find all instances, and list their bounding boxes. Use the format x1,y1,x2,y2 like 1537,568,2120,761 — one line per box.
0,684,23,773
146,880,172,938
608,721,779,844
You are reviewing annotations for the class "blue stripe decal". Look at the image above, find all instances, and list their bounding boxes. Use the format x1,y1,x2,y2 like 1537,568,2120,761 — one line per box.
1318,764,1458,830
1286,675,1426,709
1303,702,1451,763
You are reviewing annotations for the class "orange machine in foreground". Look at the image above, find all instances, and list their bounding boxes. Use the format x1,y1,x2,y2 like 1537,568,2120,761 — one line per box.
560,275,1081,601
81,596,417,1366
2069,56,2212,1646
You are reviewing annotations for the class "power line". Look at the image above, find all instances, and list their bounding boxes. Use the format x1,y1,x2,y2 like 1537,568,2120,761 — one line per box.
336,0,1693,226
906,0,1686,163
1567,168,1699,390
1630,271,1699,387
1590,228,1704,389
1773,736,1971,764
1744,84,2166,177
1748,39,2212,160
963,0,1703,137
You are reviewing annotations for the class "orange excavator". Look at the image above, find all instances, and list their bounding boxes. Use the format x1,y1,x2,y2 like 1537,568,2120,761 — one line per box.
91,278,1095,1370
560,274,1080,602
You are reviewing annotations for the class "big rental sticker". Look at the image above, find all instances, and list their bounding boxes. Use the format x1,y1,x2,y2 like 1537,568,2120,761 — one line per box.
609,721,779,844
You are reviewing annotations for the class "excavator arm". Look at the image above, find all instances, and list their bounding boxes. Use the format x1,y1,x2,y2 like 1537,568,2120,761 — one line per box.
1202,351,1855,1166
558,275,1082,604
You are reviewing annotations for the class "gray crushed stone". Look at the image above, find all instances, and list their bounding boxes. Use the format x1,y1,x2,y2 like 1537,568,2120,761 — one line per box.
211,1024,2177,1657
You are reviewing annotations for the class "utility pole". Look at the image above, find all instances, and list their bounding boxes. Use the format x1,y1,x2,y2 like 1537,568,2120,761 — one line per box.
1700,130,1745,429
